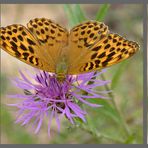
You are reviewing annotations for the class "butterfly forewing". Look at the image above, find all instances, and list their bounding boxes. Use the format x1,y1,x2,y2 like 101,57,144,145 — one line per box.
68,33,139,74
0,24,55,72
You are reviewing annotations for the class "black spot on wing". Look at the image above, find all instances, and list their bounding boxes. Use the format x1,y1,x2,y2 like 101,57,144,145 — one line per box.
2,42,7,48
38,22,43,26
23,52,29,60
27,38,36,45
88,62,94,70
20,43,27,51
94,60,100,68
98,52,106,58
92,45,102,51
121,48,126,53
12,37,17,42
104,44,110,49
89,33,94,38
29,56,34,64
12,29,17,33
103,39,108,44
18,35,23,41
113,39,117,43
109,47,115,52
10,41,17,50
35,58,39,65
7,31,12,35
22,31,27,36
91,53,98,60
116,42,121,46
1,35,6,40
28,46,34,53
33,24,37,28
83,63,88,71
81,26,87,29
51,29,55,34
107,52,116,58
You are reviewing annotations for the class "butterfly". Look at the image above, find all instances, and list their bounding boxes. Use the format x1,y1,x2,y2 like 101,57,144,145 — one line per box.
0,18,139,82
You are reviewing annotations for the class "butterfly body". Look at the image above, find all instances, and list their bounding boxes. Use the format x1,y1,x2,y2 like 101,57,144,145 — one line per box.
55,48,68,82
0,18,139,81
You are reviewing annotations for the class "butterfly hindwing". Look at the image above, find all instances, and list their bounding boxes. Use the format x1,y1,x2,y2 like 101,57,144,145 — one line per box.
27,18,69,63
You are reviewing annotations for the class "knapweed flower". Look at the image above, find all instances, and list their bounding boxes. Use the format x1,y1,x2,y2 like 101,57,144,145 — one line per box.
8,69,110,135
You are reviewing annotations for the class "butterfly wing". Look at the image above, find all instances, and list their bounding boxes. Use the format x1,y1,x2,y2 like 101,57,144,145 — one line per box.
0,18,69,73
27,18,69,64
1,19,139,75
0,24,56,72
67,21,139,74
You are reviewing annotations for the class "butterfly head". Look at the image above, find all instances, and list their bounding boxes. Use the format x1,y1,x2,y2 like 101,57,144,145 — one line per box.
56,73,66,82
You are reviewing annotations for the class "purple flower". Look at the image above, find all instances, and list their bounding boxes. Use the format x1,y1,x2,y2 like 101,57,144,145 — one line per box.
8,69,110,136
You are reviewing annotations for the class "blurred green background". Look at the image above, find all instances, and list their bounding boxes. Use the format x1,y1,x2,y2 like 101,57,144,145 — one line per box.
0,4,143,144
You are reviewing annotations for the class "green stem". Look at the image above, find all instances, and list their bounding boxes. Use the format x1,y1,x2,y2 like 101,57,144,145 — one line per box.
100,73,131,136
80,124,124,143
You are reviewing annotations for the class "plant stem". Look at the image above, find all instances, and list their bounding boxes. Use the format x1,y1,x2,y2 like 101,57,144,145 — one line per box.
80,124,124,143
100,73,131,136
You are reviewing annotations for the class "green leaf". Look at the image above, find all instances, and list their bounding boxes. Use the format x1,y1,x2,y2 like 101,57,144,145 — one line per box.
96,4,110,21
73,4,86,23
63,4,78,27
64,4,86,27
